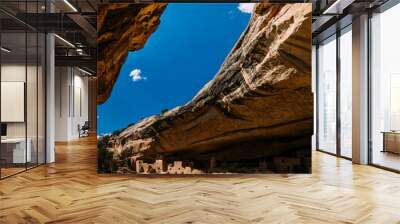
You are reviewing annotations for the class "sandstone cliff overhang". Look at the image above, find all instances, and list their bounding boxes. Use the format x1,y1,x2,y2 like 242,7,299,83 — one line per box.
106,3,313,165
97,3,167,104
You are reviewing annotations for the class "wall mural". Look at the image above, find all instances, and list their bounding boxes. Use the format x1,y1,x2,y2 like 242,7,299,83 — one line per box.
97,3,313,174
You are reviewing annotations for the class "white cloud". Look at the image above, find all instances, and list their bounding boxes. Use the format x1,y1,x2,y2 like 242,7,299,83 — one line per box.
98,133,111,139
237,3,255,14
129,69,147,82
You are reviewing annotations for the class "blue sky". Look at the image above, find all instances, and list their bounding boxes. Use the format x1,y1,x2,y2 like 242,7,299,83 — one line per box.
98,3,253,134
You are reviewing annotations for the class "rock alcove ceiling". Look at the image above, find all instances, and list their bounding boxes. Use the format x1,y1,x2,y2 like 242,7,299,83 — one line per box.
97,3,313,173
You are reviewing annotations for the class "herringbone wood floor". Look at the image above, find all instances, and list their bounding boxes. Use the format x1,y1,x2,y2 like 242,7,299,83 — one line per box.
1,136,400,224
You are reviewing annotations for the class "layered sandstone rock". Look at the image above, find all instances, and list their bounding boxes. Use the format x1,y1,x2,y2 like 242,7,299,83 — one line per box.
97,3,167,104
105,3,312,172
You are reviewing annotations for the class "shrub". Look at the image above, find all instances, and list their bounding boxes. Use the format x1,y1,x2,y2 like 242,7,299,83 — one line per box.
97,136,117,173
112,129,122,136
160,108,168,114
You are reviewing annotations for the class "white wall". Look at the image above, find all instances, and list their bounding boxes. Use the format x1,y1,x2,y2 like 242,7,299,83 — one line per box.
55,66,70,141
71,72,89,138
1,65,39,138
1,65,26,139
55,67,89,141
1,63,46,164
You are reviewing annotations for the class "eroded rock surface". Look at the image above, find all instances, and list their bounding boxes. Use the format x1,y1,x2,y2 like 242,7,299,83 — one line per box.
97,3,167,104
103,3,313,173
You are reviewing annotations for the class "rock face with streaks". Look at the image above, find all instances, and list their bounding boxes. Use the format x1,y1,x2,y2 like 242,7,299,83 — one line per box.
97,3,167,104
100,3,313,173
